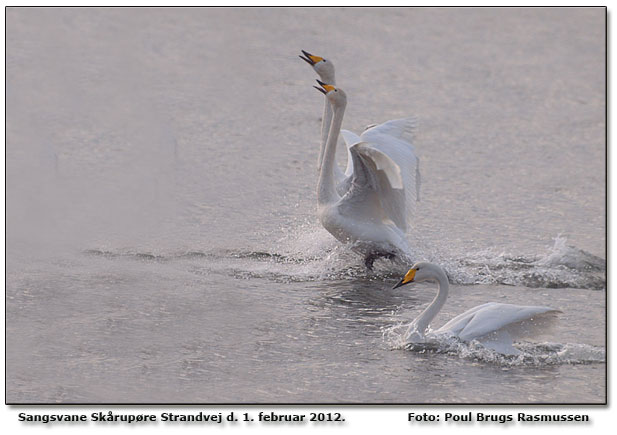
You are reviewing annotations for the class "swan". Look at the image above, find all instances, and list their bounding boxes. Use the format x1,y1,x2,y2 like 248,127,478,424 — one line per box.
299,49,352,193
392,262,562,355
314,81,413,268
300,50,421,228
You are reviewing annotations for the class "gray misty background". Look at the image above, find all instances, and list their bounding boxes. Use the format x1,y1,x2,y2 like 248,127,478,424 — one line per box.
6,8,605,403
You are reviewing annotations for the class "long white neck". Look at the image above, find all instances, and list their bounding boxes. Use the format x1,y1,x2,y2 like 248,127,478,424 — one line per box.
317,75,336,173
317,96,345,206
318,92,332,170
412,268,450,337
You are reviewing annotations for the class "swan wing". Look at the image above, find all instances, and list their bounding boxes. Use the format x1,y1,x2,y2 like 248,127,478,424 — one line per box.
340,142,407,231
361,117,418,147
359,118,421,229
340,129,360,177
352,143,403,189
439,303,561,342
340,129,362,147
476,330,521,355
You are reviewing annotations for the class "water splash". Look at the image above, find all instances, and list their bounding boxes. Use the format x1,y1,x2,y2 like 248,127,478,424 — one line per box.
253,231,605,289
440,235,605,290
83,229,605,290
383,323,605,367
535,234,605,270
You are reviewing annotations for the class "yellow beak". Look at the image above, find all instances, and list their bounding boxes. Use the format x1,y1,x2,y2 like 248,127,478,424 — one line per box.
393,268,416,289
300,50,324,66
316,79,336,94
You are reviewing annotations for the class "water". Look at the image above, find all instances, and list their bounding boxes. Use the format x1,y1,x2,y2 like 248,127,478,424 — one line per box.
6,7,605,403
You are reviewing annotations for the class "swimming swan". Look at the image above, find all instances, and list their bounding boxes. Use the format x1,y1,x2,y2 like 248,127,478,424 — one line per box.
314,81,413,268
393,262,561,355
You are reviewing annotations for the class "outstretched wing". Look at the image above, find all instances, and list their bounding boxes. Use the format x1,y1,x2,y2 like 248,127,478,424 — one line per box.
338,142,407,231
362,117,418,146
439,303,561,343
353,143,403,189
359,118,421,230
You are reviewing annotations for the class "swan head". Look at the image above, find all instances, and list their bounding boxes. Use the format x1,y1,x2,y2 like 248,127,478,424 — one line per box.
314,80,347,107
392,262,445,289
300,49,335,83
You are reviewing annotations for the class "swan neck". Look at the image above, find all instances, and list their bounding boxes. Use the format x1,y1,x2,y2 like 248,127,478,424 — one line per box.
317,76,335,171
317,100,332,171
317,98,345,205
414,271,450,337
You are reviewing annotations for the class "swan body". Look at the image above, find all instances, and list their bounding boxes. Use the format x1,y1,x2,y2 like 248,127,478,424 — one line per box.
393,262,561,355
315,81,412,266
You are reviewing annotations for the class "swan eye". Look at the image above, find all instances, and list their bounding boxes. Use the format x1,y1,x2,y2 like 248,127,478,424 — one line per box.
323,59,327,62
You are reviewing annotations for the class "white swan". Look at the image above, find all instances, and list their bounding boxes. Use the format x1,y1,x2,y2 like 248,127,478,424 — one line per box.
299,50,352,193
300,50,421,229
314,81,413,268
393,262,561,355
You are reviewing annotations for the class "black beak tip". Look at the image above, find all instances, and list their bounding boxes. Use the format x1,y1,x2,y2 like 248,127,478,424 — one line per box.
299,55,314,65
299,50,315,65
313,85,327,95
392,279,405,289
316,79,327,86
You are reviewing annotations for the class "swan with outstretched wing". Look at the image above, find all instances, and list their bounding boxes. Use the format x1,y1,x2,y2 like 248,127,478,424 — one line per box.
314,81,412,268
393,262,562,355
301,51,422,266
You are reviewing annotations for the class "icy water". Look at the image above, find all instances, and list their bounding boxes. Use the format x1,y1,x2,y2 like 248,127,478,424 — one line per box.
6,7,606,403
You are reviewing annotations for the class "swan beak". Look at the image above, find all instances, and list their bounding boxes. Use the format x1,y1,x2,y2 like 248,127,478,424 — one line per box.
316,79,336,94
313,86,327,95
393,268,416,289
299,49,323,66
